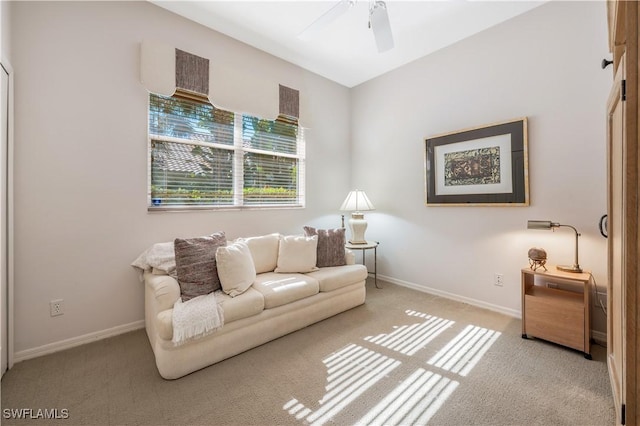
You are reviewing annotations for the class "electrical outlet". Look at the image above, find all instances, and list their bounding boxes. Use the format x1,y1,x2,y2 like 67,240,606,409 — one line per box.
494,273,504,287
593,292,607,308
50,299,64,317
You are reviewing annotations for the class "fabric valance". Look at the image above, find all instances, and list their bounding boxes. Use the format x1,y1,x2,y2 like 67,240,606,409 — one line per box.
140,40,304,125
175,49,209,95
207,63,278,120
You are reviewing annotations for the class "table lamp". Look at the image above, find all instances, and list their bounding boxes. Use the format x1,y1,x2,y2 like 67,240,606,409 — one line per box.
340,190,375,244
527,220,582,273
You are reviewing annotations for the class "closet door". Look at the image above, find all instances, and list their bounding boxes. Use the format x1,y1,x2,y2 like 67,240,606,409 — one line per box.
606,2,639,424
606,53,626,425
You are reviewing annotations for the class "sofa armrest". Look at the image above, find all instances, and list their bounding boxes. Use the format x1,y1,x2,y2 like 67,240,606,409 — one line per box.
144,271,180,312
345,248,355,265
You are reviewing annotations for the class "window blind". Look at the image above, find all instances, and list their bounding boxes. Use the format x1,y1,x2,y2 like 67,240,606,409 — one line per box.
148,92,304,209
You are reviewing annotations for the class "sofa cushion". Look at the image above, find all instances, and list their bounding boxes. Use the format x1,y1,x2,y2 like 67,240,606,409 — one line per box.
303,226,347,267
216,287,265,324
306,264,369,292
274,235,319,273
216,240,256,297
252,272,319,309
240,233,280,273
174,232,227,301
156,288,265,341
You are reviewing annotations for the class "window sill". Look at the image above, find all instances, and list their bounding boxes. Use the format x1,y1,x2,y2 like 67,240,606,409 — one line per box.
147,204,305,213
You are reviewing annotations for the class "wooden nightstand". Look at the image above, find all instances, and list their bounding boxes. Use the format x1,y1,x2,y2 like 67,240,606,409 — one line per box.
521,267,592,359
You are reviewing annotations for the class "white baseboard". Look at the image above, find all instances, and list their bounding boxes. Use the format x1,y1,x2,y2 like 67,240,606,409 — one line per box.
378,274,608,341
378,274,521,318
592,330,607,346
13,320,145,363
11,276,608,364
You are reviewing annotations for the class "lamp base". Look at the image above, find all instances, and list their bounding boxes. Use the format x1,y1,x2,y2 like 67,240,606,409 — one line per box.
348,213,368,245
556,264,583,273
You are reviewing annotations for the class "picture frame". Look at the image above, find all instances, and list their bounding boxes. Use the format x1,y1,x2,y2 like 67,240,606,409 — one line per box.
424,117,529,206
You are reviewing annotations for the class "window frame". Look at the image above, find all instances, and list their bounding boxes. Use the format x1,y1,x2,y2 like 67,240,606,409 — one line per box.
147,91,305,212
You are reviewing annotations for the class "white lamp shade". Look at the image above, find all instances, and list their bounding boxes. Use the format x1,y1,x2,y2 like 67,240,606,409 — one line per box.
340,190,375,212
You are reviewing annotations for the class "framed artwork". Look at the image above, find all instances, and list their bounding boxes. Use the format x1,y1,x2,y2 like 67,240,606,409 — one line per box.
424,118,529,206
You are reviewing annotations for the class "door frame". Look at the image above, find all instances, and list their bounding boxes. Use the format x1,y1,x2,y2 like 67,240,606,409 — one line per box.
1,57,14,373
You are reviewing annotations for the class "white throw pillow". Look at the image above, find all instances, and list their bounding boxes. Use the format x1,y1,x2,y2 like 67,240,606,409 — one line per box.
274,235,319,273
215,241,257,297
239,233,281,274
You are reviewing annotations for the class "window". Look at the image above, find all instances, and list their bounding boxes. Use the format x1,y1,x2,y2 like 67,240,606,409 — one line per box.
148,92,305,210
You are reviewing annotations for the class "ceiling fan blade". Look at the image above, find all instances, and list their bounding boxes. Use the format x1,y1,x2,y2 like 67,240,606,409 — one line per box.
299,0,352,40
370,1,394,52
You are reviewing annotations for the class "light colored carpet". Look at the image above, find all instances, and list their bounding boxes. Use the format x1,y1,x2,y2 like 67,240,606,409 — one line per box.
1,280,614,425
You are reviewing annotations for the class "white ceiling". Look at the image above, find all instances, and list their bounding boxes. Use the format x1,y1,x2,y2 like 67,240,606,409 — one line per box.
151,1,546,88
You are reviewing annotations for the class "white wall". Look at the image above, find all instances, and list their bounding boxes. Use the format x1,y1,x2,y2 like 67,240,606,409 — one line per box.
9,1,351,356
351,1,610,333
0,2,3,60
1,1,11,60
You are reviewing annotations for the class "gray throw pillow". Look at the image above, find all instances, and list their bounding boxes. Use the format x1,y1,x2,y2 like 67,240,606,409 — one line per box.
174,232,226,301
303,226,346,268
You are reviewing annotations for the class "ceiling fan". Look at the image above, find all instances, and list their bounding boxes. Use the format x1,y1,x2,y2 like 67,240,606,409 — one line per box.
299,0,394,53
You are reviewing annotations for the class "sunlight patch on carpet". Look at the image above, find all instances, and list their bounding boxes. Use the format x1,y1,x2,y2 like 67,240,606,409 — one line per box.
283,344,401,426
283,313,502,425
354,368,459,426
427,324,501,376
363,311,455,355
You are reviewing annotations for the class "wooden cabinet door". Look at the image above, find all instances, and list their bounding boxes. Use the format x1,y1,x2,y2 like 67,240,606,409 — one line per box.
607,53,626,425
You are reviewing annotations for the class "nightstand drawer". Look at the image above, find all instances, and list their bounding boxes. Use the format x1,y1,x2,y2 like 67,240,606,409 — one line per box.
524,291,584,351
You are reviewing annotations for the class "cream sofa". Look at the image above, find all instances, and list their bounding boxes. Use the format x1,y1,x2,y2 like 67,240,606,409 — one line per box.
138,232,368,379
